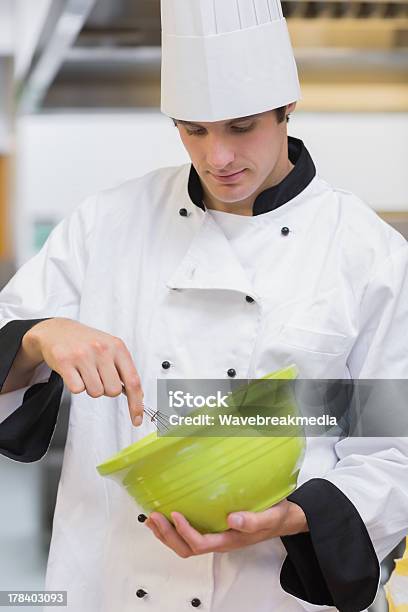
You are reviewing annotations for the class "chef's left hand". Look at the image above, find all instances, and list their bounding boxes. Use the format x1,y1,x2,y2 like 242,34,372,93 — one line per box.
145,500,308,557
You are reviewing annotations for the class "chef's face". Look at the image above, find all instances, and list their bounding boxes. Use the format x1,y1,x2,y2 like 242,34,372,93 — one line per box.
175,104,296,210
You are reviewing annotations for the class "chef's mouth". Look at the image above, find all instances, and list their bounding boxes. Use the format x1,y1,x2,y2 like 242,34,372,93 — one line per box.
212,170,245,178
209,169,247,182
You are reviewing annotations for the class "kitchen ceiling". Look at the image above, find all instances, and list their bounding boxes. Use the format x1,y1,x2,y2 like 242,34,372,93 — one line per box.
18,0,408,112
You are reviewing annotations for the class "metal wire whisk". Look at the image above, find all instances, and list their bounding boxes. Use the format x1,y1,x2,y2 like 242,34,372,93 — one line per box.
143,405,172,432
121,385,171,431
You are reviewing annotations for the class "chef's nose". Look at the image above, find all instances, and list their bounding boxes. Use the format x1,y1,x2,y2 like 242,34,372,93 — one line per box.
205,136,235,170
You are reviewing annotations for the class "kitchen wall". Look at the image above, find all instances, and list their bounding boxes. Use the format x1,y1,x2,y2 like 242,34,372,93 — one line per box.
13,110,408,265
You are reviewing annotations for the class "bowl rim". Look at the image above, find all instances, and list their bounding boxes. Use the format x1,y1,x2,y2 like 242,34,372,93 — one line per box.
96,364,298,476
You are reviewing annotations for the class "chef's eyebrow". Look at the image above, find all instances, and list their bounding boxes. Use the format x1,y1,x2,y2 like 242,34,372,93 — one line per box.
177,115,257,128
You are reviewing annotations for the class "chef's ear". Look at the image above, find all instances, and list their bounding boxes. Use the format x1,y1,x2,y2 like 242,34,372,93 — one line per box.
286,102,297,122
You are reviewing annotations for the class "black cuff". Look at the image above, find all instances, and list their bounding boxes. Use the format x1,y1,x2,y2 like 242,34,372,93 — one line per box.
0,319,63,462
0,371,63,462
280,478,380,612
0,319,50,389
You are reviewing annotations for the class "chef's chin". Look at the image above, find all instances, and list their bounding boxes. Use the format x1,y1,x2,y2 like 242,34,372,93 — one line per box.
210,184,259,205
205,176,259,204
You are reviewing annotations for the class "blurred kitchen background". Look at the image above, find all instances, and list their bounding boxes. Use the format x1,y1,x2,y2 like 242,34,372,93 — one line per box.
0,1,407,610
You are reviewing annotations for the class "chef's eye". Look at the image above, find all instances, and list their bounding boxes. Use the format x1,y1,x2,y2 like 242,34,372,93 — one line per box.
184,123,255,136
231,123,255,133
185,127,206,136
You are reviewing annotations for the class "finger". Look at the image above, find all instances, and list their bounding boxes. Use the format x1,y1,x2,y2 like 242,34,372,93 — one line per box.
115,349,144,425
171,512,243,554
120,384,143,427
61,367,86,395
149,513,194,558
76,363,105,398
228,504,285,534
96,358,123,398
145,518,167,544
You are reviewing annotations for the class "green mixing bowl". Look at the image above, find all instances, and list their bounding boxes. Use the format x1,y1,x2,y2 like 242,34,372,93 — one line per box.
97,365,305,533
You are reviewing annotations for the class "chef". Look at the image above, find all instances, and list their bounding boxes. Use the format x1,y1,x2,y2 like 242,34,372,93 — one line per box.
1,0,408,610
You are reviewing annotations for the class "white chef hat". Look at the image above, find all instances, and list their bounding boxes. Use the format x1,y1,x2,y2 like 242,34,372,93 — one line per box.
161,0,301,122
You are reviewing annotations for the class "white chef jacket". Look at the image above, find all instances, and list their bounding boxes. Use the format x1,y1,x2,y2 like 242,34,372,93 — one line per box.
0,138,407,612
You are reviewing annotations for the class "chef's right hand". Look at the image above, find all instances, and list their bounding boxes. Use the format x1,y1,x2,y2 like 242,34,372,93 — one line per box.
22,317,144,426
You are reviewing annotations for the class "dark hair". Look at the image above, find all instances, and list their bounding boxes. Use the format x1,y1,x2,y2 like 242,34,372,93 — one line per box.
172,106,289,127
275,105,289,124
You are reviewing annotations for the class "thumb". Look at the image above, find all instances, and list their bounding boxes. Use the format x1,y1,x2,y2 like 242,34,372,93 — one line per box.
228,504,285,533
228,511,262,533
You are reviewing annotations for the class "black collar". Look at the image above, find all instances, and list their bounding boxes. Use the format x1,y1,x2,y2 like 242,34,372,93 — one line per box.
187,136,316,216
